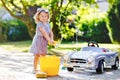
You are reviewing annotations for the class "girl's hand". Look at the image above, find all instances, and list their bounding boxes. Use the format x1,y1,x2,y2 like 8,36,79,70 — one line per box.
48,40,56,46
52,41,57,46
48,39,53,45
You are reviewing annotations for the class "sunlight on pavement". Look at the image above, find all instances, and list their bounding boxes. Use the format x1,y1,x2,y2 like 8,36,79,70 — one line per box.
0,47,120,80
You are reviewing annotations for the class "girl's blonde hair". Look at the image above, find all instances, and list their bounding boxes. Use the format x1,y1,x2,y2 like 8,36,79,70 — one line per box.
33,8,49,23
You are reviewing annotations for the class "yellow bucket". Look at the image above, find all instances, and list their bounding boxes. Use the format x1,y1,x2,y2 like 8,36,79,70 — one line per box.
40,55,60,76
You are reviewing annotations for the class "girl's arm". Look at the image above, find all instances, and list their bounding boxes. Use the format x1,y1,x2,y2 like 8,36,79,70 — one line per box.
39,27,52,43
49,29,54,41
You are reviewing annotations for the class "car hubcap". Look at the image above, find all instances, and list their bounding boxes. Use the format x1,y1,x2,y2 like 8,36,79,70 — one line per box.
101,63,104,72
116,60,119,67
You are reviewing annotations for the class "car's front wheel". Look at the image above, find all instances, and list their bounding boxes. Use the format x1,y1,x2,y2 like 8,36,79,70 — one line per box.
96,60,104,74
112,58,119,70
67,67,73,72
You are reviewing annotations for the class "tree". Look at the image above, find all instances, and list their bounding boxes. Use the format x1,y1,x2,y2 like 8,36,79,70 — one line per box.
1,0,41,39
49,0,96,40
1,0,96,40
107,0,120,44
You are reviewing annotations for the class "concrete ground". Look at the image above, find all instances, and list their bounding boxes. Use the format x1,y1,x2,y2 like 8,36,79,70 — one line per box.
0,48,71,80
0,48,120,80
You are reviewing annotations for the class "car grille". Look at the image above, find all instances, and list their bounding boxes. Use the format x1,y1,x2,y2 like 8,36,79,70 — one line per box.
70,58,86,63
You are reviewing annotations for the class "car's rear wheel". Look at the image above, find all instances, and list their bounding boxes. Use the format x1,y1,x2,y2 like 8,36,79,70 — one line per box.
96,61,104,74
67,67,73,72
112,58,119,70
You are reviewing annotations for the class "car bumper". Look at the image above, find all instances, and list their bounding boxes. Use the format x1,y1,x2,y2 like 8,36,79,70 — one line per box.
67,63,96,70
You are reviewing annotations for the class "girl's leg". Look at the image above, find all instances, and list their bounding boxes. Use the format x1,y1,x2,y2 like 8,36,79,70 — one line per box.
33,54,46,72
34,54,40,72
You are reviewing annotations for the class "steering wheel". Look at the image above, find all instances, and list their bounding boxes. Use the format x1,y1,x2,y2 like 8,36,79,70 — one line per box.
88,41,99,47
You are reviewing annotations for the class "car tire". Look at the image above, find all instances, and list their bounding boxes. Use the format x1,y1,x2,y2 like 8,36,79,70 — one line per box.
112,58,119,70
67,67,73,72
96,61,104,74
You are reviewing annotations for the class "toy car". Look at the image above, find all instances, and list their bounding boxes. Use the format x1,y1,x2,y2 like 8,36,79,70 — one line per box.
64,41,119,74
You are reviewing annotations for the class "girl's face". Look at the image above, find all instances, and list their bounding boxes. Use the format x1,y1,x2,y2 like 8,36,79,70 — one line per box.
38,12,49,23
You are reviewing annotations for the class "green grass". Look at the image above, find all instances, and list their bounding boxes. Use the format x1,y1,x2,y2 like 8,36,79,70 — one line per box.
52,41,120,56
0,40,32,52
0,40,120,56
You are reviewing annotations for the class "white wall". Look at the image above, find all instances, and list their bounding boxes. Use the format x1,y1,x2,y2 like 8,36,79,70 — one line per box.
0,7,13,20
97,1,109,12
2,12,14,20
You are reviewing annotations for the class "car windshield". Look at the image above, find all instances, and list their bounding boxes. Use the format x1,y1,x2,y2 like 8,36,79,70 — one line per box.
81,47,102,52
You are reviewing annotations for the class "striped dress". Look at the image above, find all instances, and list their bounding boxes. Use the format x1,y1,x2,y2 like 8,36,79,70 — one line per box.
30,22,50,54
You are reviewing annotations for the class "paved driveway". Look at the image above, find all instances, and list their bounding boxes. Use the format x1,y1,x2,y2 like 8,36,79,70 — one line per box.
0,48,120,80
0,48,71,80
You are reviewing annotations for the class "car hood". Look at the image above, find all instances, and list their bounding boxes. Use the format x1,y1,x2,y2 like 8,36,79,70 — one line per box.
70,51,101,59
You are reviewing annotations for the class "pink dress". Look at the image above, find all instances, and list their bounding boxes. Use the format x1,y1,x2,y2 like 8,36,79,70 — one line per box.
30,22,50,54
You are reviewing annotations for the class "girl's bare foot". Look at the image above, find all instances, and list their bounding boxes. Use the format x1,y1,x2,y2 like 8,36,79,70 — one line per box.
33,69,39,74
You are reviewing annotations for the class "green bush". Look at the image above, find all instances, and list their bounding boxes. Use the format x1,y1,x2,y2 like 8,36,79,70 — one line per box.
79,18,111,43
73,5,111,43
60,5,110,43
0,19,30,41
107,1,120,44
0,20,8,42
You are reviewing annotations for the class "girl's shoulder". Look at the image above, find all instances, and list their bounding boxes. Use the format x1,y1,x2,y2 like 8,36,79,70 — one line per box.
37,22,43,25
47,22,50,26
37,22,50,28
37,22,43,27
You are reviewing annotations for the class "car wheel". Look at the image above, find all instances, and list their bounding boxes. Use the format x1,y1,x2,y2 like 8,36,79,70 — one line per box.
67,67,73,72
112,58,119,70
96,61,104,74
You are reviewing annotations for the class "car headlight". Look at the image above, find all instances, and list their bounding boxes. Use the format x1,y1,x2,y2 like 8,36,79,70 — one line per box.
87,56,94,64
